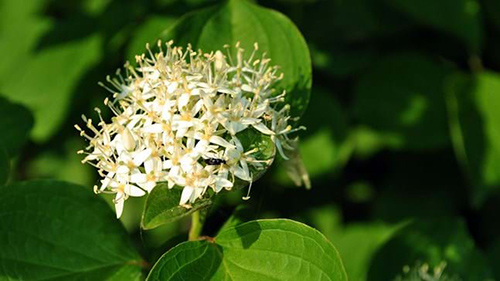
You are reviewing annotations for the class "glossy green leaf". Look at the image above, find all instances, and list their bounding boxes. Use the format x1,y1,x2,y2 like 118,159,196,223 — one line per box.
236,128,275,182
141,183,212,230
0,180,144,280
383,0,482,52
162,0,312,117
147,219,347,280
0,147,8,185
353,53,451,150
0,96,33,156
0,0,101,141
217,205,254,235
446,71,500,205
368,219,493,280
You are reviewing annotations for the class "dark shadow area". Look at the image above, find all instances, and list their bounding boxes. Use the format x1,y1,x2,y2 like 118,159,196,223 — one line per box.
367,219,493,280
235,221,262,249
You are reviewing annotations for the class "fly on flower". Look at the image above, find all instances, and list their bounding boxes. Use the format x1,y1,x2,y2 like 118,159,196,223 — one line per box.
76,40,304,218
204,158,227,165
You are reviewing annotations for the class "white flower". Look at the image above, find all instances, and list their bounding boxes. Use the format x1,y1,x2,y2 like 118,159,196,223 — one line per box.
110,180,146,218
77,41,303,218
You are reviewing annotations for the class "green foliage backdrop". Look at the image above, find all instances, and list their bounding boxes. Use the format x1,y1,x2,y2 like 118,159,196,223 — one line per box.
1,0,500,280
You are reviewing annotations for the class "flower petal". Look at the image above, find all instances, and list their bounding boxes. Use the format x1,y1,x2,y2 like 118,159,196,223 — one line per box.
114,193,124,219
180,186,194,205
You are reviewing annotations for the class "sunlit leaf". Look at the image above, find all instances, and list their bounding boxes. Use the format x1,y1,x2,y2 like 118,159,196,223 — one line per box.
147,219,347,280
350,126,402,159
162,0,312,117
0,180,145,280
0,0,50,80
0,1,101,141
0,36,101,141
446,71,500,205
142,183,212,230
307,205,401,281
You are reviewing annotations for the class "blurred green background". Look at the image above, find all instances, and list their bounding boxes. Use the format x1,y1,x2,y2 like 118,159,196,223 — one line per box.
2,0,500,279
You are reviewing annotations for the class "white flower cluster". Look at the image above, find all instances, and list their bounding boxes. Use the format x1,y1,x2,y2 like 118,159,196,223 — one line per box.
76,41,301,218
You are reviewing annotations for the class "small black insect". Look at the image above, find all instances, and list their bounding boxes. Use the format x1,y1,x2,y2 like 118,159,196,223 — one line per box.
204,158,227,165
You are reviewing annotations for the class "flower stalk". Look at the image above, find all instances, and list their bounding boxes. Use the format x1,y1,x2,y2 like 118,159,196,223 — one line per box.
188,211,203,241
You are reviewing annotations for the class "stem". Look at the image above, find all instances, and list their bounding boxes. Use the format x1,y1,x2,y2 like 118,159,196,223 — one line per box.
188,210,203,241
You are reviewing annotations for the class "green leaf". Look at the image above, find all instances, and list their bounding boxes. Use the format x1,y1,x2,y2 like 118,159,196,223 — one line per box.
307,205,401,281
163,0,312,117
25,138,94,187
217,205,254,235
350,126,403,159
141,129,274,230
0,1,101,141
0,0,49,80
0,180,145,281
290,87,350,175
147,219,347,280
353,53,451,150
0,36,101,141
141,183,212,230
236,128,275,182
446,71,500,205
273,87,351,185
368,219,493,280
0,96,33,156
383,0,482,52
127,16,178,60
0,147,8,185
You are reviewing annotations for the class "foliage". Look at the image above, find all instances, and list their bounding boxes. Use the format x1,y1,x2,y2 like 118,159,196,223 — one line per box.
147,219,347,280
1,0,500,280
